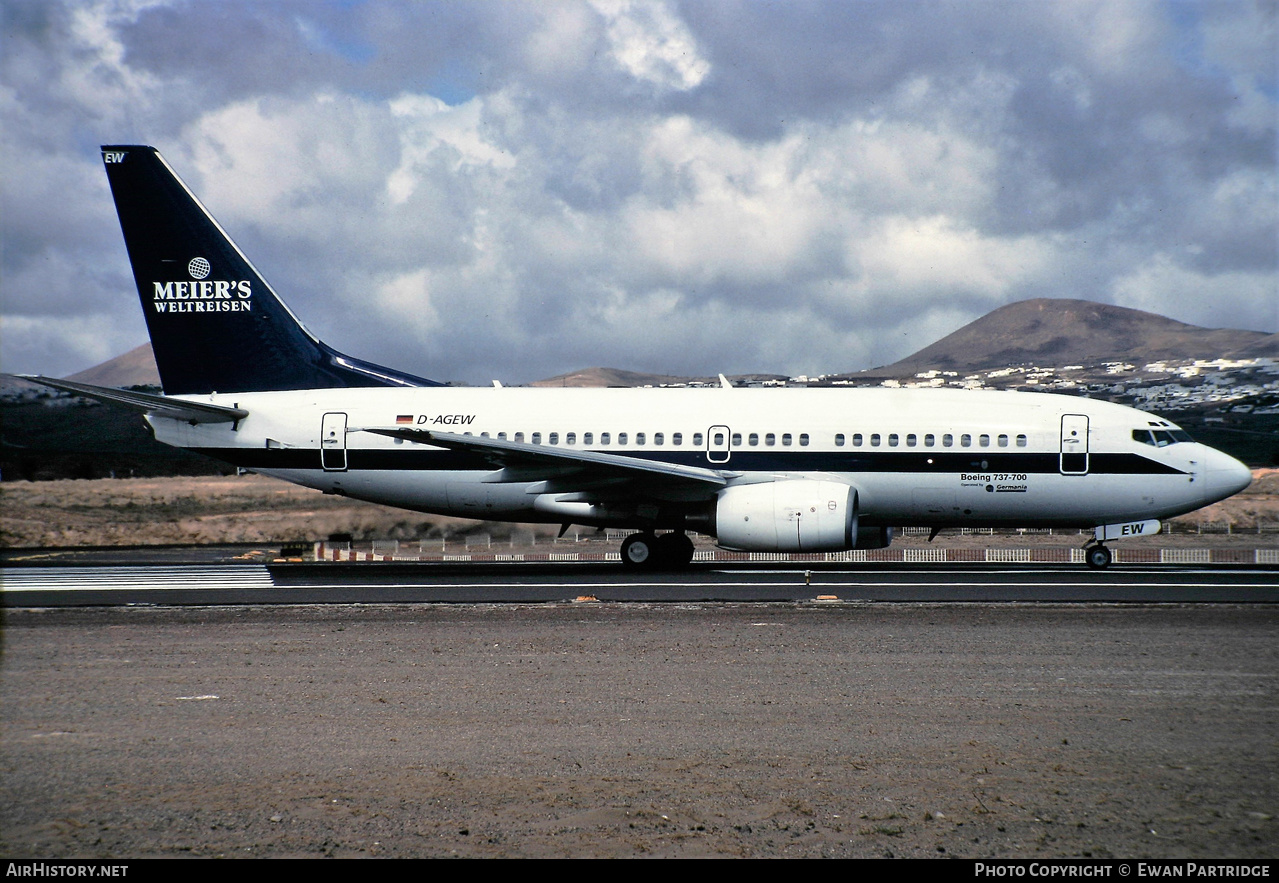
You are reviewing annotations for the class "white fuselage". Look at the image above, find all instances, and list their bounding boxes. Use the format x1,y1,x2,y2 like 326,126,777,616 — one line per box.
146,386,1251,533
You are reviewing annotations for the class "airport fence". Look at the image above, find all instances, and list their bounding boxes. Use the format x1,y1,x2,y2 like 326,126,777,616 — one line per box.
313,539,1278,566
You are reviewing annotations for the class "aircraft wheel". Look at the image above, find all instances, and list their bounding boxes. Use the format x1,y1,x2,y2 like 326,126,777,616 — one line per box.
621,533,655,569
1086,545,1112,570
654,532,696,569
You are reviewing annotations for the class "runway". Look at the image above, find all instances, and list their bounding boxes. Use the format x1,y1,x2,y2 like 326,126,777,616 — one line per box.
2,561,1275,606
4,599,1276,858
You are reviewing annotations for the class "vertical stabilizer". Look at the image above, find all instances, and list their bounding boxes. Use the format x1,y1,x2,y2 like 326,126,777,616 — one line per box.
101,145,438,394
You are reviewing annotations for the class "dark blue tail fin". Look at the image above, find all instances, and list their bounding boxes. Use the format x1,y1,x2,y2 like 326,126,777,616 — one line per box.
101,145,439,395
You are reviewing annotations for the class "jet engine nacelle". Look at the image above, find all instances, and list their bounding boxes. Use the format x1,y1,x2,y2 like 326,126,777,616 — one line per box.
852,525,894,550
714,479,858,552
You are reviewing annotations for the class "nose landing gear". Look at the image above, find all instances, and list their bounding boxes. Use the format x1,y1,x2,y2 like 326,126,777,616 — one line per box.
1084,543,1112,570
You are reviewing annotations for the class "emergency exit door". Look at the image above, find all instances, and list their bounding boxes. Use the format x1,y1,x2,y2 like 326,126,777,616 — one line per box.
707,425,732,463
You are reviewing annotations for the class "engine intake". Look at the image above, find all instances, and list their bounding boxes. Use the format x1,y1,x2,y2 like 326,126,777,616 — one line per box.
714,479,860,552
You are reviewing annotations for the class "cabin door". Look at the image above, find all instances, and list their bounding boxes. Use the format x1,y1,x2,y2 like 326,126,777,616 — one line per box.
1059,414,1089,475
321,412,349,471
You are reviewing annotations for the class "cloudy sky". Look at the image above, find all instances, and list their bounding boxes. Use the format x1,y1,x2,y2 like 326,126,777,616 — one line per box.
2,0,1275,384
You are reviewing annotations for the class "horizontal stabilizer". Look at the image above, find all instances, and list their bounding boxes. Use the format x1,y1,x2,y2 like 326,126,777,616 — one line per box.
16,375,247,424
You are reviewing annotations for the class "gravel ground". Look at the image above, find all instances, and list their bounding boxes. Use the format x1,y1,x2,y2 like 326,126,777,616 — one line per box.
1,603,1275,858
3,471,1276,550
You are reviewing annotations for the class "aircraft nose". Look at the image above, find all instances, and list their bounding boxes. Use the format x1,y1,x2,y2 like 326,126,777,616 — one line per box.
1200,446,1252,504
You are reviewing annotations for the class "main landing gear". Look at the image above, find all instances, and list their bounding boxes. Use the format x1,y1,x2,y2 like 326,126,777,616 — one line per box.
620,531,696,570
1084,543,1112,570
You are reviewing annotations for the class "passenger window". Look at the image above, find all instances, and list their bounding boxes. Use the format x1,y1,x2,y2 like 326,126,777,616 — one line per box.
835,433,845,446
549,432,559,444
731,433,741,446
515,432,524,443
852,433,863,446
618,432,628,444
672,433,682,445
713,431,725,445
765,433,776,446
583,432,593,445
924,434,935,446
532,432,542,444
887,433,898,447
601,432,610,445
749,433,759,446
997,434,1008,447
654,432,664,445
979,434,990,447
566,432,576,445
906,434,916,447
480,432,490,438
498,432,507,440
942,434,953,447
799,433,809,446
693,432,703,446
960,434,971,447
636,432,646,445
870,434,881,446
1016,434,1028,447
782,433,792,446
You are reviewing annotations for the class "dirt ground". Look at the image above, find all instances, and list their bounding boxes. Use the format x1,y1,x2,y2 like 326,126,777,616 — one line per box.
1,603,1275,859
1,470,1276,550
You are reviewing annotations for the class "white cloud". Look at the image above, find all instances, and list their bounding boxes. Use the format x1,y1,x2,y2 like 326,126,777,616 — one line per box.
522,2,603,81
592,0,710,92
1111,253,1279,332
183,95,395,234
624,117,829,287
854,215,1051,302
370,268,439,333
1,0,1273,382
387,94,515,204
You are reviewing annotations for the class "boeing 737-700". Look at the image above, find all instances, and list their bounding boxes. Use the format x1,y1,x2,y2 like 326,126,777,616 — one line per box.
22,146,1254,569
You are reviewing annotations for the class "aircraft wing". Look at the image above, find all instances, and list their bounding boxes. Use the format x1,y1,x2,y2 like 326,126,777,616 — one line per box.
360,427,733,496
15,376,248,424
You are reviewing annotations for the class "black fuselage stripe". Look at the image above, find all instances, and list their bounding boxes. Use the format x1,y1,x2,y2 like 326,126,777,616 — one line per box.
191,448,1187,476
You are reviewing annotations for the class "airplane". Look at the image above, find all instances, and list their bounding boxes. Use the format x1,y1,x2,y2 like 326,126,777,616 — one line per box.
21,145,1254,569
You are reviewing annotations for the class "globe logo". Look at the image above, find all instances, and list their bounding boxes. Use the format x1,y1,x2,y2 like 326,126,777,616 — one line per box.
188,257,211,280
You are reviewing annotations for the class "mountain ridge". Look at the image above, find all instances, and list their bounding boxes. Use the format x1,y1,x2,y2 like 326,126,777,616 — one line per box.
49,298,1277,389
854,298,1274,379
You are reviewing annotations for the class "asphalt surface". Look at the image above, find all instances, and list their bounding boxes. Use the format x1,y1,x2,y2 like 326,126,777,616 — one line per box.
2,560,1276,607
2,552,1275,857
2,601,1275,858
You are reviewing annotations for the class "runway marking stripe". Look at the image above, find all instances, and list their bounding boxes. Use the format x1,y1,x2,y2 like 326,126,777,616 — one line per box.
276,581,1278,591
5,568,1272,596
1,566,274,592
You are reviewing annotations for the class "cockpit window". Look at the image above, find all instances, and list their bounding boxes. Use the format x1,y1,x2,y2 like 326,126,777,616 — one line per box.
1133,428,1193,447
